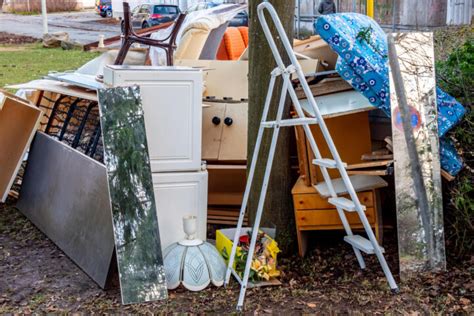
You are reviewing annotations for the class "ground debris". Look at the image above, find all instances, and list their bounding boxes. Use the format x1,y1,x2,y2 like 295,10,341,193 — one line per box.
0,201,472,313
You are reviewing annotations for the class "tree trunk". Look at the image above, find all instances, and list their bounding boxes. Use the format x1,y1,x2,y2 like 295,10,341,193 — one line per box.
248,0,296,254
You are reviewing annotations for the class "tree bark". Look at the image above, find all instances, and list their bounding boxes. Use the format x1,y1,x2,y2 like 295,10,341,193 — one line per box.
248,0,296,254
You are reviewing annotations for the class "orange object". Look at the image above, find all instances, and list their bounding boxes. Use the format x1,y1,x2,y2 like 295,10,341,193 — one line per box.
238,26,249,46
217,27,248,60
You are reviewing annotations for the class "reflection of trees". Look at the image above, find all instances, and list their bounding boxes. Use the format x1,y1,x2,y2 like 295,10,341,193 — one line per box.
392,33,445,272
99,87,166,303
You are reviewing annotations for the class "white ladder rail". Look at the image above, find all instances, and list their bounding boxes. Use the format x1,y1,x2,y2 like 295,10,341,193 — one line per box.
225,2,398,310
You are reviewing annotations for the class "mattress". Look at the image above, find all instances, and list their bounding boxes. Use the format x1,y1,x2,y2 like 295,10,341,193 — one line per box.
315,13,466,175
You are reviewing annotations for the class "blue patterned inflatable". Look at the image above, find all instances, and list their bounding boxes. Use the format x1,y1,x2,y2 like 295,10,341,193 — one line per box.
315,13,466,175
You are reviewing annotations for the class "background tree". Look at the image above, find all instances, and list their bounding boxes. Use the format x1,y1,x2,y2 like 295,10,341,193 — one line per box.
248,0,296,253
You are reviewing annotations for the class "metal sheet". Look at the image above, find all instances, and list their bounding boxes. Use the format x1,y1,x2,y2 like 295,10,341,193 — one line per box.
98,86,167,304
16,132,114,288
389,32,445,278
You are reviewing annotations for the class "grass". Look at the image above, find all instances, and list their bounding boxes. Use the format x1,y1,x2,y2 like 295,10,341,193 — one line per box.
0,43,100,88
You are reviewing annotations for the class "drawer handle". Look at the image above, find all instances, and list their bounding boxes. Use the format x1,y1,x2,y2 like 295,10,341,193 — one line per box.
224,117,233,126
212,116,221,125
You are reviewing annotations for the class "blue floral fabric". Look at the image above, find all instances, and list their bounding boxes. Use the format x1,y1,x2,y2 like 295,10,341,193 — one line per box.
315,13,466,175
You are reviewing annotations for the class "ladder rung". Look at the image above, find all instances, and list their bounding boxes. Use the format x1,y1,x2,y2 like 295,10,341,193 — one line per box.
344,235,384,254
328,197,365,212
261,118,318,128
312,158,347,169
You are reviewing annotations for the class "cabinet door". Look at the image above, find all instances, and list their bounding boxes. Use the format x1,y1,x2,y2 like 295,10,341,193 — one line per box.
218,102,248,161
202,103,226,161
152,171,208,251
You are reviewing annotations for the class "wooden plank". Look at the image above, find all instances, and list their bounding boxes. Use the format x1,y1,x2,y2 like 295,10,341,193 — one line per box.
441,169,455,182
361,153,394,161
294,124,311,186
295,77,353,99
308,112,372,182
0,96,43,202
346,160,394,170
347,170,389,176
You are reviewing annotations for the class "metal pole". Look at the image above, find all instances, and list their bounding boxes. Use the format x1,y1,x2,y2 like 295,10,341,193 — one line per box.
41,0,48,35
367,0,374,17
297,0,301,39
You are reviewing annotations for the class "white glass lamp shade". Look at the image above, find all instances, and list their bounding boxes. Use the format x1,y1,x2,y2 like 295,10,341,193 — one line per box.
163,241,227,291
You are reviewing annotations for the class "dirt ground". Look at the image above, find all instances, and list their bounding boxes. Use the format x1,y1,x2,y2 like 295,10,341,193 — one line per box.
0,197,472,314
0,32,39,45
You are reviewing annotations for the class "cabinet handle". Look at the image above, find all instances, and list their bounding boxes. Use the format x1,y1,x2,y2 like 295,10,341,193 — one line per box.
212,116,221,125
224,117,233,126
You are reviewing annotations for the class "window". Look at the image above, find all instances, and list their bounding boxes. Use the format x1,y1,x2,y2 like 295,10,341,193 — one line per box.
139,5,149,14
154,6,178,14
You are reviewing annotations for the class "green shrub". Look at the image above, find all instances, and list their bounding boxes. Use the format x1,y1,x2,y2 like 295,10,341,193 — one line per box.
436,37,474,260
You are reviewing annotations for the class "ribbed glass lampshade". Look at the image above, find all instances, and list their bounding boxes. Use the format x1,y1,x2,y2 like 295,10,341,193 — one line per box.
163,240,226,291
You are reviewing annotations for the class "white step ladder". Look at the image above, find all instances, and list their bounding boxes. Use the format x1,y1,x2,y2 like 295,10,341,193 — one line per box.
224,2,398,311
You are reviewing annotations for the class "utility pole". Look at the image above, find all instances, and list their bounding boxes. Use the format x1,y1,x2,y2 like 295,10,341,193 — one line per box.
41,0,48,35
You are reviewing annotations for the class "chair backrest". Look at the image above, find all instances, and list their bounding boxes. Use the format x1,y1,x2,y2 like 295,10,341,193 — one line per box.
217,26,248,60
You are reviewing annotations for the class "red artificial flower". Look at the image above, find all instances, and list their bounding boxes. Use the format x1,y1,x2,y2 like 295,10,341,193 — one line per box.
239,235,250,245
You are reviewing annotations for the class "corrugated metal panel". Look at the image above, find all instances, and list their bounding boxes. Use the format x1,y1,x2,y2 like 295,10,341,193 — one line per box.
447,0,473,25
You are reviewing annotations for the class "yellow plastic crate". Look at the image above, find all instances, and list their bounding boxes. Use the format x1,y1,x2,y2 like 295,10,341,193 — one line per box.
216,228,279,268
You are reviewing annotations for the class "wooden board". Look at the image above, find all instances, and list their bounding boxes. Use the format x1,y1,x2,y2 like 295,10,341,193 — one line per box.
295,77,353,100
293,35,338,69
347,170,389,176
0,96,42,202
308,111,372,181
207,164,246,206
346,160,394,170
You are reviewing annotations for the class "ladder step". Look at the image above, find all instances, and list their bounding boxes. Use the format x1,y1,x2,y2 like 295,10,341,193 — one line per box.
261,118,318,128
328,197,365,212
344,235,384,254
314,175,388,198
312,158,347,169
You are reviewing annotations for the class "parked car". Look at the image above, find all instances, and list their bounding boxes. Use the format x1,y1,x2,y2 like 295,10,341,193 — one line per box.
186,2,220,13
130,4,181,29
96,0,112,18
229,11,248,27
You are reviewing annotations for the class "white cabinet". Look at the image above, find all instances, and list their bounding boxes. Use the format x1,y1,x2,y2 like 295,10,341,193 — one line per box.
152,170,208,251
104,66,203,172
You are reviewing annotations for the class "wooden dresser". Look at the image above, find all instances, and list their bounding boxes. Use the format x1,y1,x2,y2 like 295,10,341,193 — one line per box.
292,177,381,257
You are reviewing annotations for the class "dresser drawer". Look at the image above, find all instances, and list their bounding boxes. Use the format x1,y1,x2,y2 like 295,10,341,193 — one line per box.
293,191,374,210
295,207,376,229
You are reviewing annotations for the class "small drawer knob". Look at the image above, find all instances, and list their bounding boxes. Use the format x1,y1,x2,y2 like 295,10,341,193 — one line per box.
212,116,221,125
224,117,233,126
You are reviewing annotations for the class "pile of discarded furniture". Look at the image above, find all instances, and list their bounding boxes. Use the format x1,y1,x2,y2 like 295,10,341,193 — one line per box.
0,2,467,310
